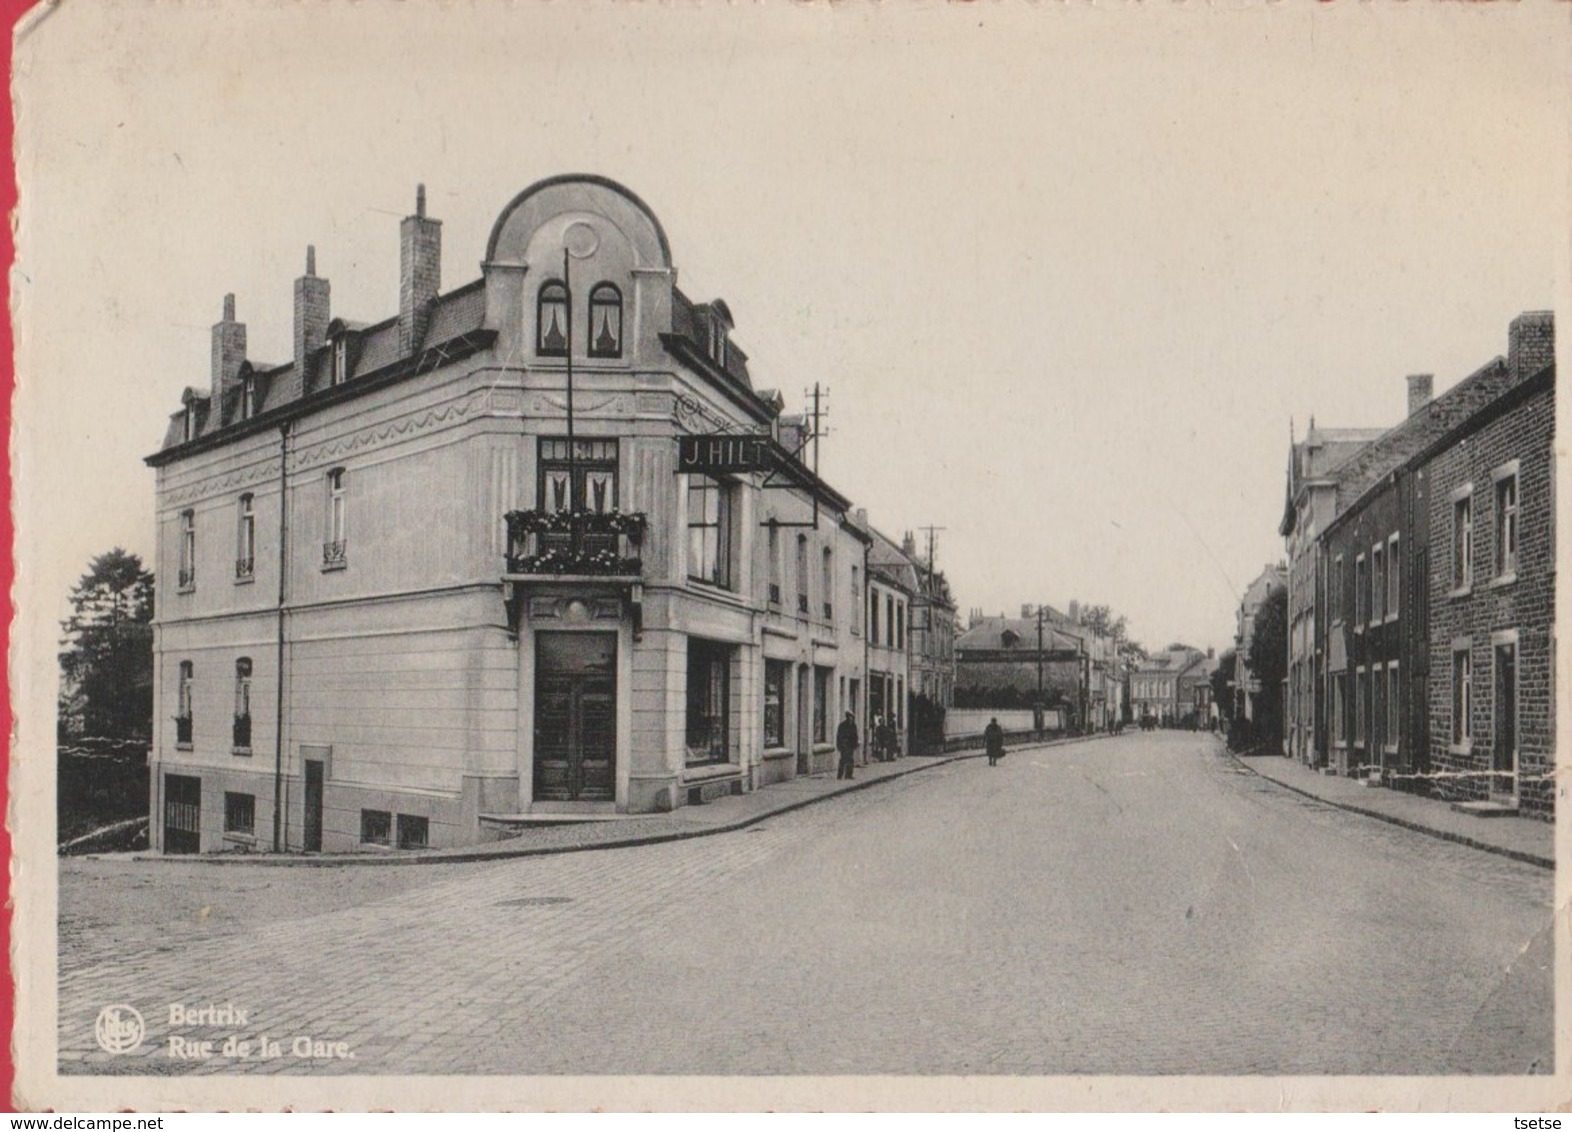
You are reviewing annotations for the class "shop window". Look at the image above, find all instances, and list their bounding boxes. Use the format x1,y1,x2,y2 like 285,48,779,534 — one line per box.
763,660,788,748
685,638,733,765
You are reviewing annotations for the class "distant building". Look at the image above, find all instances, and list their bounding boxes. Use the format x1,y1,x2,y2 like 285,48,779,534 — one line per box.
1280,425,1384,764
956,605,1089,725
1233,563,1286,726
1130,646,1207,725
864,523,917,756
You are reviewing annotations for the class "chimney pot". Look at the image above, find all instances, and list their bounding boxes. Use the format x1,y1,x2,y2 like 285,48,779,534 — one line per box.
222,293,235,321
1405,374,1433,417
416,183,426,218
306,245,316,276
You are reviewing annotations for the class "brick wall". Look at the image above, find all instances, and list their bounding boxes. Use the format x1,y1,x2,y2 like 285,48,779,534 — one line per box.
1423,375,1555,819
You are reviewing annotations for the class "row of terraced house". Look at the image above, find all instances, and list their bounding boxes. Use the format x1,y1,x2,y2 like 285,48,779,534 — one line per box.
145,175,957,853
1278,312,1556,819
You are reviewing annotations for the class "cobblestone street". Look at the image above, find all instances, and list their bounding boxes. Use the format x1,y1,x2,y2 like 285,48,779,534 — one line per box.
59,733,1552,1076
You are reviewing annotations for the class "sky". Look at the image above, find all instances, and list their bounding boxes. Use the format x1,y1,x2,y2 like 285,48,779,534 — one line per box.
13,1,1570,662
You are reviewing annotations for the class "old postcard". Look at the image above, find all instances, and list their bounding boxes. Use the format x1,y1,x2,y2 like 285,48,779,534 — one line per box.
10,0,1571,1112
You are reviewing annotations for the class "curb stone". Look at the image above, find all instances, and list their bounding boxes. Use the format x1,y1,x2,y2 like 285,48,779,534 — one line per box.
1220,739,1553,871
108,733,1110,869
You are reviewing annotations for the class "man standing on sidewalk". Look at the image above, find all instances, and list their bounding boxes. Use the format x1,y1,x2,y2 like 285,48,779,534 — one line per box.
836,711,860,780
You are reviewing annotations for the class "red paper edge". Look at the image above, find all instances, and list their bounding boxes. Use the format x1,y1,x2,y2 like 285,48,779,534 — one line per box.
2,0,30,1113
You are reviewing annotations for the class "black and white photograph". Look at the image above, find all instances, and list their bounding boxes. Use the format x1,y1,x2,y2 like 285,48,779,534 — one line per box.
10,0,1570,1111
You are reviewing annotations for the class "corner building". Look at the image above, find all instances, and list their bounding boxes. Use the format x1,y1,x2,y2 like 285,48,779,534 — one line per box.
147,176,870,853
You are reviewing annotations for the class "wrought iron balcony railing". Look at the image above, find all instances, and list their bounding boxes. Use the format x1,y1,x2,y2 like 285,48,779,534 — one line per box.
768,582,781,606
232,713,252,751
797,592,809,614
322,540,348,570
504,509,646,577
177,566,195,590
235,556,255,580
174,715,193,746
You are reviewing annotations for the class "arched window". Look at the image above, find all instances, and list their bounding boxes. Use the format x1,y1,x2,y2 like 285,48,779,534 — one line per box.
236,494,255,580
536,280,569,356
588,283,623,358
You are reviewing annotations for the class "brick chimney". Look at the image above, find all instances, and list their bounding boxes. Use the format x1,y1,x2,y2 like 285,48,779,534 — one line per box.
400,184,442,356
1508,310,1555,381
294,246,330,386
1068,600,1080,624
211,293,246,401
1405,374,1433,417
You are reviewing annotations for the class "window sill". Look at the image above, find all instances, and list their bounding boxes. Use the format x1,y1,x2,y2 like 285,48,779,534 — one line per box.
1384,612,1399,625
322,561,348,573
232,746,252,757
761,746,794,761
1383,745,1399,756
1448,742,1473,756
1449,585,1472,600
1489,572,1518,589
177,584,196,595
687,577,738,597
175,742,193,752
234,574,255,586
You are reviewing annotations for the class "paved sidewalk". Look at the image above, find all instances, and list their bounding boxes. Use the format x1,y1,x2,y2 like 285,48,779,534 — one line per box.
119,733,1107,868
1231,747,1554,869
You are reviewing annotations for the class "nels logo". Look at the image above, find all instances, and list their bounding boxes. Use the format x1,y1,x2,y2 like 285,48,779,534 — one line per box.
94,1004,146,1054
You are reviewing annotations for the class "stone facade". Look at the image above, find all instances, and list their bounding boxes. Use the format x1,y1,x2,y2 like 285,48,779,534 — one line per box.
1417,350,1555,817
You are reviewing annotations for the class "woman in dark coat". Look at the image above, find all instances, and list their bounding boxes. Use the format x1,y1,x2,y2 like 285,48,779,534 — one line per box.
984,717,1006,766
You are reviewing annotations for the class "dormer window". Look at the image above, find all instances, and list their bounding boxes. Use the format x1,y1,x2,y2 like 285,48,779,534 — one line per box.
537,281,569,357
588,283,623,358
331,337,349,386
240,374,256,420
183,402,197,442
709,319,728,368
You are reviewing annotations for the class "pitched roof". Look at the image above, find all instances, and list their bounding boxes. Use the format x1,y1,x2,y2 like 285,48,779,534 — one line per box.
1326,354,1519,522
956,616,1086,654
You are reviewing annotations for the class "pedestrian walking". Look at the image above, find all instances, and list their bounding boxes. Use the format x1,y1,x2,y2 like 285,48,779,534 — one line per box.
984,716,1005,766
836,711,859,780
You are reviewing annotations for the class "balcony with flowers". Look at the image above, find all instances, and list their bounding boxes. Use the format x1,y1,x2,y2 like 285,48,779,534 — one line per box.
503,508,647,578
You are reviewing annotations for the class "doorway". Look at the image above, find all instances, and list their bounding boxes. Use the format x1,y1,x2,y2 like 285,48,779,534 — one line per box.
163,773,201,854
303,759,324,852
535,632,617,802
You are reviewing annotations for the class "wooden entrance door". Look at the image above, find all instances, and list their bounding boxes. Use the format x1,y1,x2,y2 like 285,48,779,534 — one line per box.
303,759,324,851
163,773,200,854
535,632,617,802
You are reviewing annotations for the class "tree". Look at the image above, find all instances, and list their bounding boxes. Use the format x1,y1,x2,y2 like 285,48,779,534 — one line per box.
1248,583,1288,752
58,549,155,741
1210,647,1237,724
1080,604,1126,641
